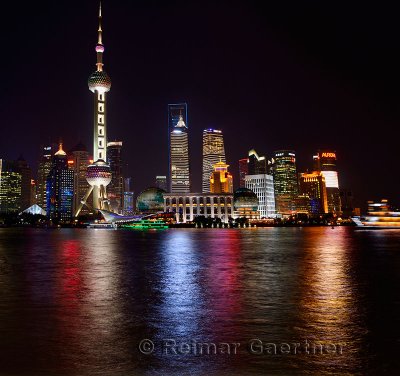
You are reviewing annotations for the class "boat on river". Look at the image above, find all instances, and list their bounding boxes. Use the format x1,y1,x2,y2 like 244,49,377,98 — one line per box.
353,199,400,229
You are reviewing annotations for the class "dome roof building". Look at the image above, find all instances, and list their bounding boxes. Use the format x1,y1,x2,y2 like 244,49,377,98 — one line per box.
233,188,260,219
136,187,166,213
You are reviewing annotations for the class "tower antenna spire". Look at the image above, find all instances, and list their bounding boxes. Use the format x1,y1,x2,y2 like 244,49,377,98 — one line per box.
98,1,103,45
95,1,105,72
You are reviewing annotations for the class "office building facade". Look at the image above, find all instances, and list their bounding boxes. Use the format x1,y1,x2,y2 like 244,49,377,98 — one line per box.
46,144,74,222
36,144,56,211
123,177,134,215
313,150,341,214
107,141,124,213
271,150,299,215
298,171,328,214
245,174,276,218
0,159,22,213
202,128,226,192
168,103,191,193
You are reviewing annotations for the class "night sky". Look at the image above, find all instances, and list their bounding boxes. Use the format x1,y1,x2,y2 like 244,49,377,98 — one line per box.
1,0,399,208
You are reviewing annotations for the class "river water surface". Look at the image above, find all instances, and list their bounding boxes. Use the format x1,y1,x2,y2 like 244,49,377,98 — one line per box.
0,227,399,375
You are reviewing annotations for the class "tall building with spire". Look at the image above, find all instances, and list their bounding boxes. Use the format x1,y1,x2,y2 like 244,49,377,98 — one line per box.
87,2,112,210
70,3,113,215
202,129,226,193
168,103,191,193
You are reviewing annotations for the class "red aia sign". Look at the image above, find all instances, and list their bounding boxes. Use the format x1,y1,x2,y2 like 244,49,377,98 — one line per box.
321,152,336,159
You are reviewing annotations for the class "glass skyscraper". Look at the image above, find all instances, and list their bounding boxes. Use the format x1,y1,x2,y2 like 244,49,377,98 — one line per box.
202,128,226,193
36,144,56,211
271,150,299,215
46,144,74,223
0,159,22,213
168,103,191,193
298,171,328,214
107,141,124,213
313,150,341,214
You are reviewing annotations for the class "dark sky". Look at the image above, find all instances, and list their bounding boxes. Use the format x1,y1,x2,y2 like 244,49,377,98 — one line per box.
1,0,400,208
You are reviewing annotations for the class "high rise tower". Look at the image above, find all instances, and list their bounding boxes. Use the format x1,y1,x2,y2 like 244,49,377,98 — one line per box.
107,141,124,213
202,129,226,193
87,2,112,210
0,159,22,213
270,150,299,215
46,144,74,223
36,144,56,211
313,150,341,214
168,103,191,193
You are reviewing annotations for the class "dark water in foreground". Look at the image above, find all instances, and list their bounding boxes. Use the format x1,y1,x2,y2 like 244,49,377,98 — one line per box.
0,227,399,375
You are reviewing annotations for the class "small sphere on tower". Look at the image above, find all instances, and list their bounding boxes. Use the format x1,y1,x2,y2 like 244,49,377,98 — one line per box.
96,44,105,53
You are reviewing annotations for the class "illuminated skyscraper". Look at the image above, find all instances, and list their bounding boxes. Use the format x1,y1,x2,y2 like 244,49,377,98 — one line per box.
107,141,124,213
202,129,226,193
313,150,341,214
46,144,74,223
69,143,91,216
298,171,328,214
238,158,248,188
210,161,233,193
36,144,55,211
87,3,112,210
245,174,276,218
168,103,191,193
123,177,134,215
0,159,22,213
271,150,299,215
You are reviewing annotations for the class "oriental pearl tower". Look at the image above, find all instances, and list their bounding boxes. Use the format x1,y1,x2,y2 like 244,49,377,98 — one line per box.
75,3,112,216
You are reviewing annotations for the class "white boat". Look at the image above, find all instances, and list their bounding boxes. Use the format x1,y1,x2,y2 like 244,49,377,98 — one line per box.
352,199,400,229
87,222,117,229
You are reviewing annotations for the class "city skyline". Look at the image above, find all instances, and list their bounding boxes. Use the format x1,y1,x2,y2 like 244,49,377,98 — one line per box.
1,1,400,207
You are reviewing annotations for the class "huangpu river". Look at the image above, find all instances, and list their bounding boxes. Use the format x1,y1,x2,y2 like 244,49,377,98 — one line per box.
0,227,399,375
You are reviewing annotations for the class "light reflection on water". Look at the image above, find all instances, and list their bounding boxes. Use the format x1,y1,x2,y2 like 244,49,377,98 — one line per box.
0,227,399,375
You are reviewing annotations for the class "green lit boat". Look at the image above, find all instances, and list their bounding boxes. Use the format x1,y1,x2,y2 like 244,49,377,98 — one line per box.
121,219,169,230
